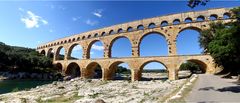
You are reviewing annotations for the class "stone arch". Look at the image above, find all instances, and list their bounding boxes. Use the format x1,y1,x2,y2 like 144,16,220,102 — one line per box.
209,14,218,20
196,15,205,22
118,28,123,33
109,30,115,35
40,50,46,56
101,32,106,36
85,62,103,79
137,24,144,30
184,17,193,23
47,48,54,58
87,35,91,38
138,31,168,56
54,63,63,73
55,46,65,60
148,23,156,29
94,33,98,37
223,12,231,19
108,61,131,80
87,40,104,59
161,21,168,27
127,26,133,32
68,43,83,60
109,36,132,58
177,26,202,37
139,60,168,80
65,62,81,78
178,59,207,73
173,19,180,25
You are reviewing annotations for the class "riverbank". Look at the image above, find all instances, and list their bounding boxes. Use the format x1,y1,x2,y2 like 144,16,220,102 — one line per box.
0,72,190,103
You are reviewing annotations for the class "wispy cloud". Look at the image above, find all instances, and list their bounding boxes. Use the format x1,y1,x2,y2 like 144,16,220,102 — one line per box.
72,16,81,21
85,19,98,26
92,9,103,18
73,46,82,51
90,51,94,55
49,5,66,10
20,10,48,29
92,44,104,51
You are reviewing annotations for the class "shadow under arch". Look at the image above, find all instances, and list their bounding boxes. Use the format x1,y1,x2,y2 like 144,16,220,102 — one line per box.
109,36,132,58
85,62,103,79
108,61,131,80
87,40,104,59
54,63,63,73
65,62,81,78
47,48,54,58
139,60,168,81
178,59,207,76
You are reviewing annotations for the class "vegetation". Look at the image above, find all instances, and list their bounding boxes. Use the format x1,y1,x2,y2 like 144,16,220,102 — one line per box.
188,0,209,8
0,42,53,73
180,61,202,74
199,7,240,81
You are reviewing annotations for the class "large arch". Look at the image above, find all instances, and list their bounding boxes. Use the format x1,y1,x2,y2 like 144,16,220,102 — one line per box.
140,60,168,81
54,63,63,73
65,62,81,78
55,46,65,60
109,61,131,80
176,26,203,55
87,40,104,59
139,31,168,56
85,62,103,79
109,36,132,58
178,59,207,74
68,43,83,60
47,48,54,58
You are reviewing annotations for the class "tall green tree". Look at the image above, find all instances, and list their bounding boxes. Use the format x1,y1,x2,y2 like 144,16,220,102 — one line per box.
199,7,240,81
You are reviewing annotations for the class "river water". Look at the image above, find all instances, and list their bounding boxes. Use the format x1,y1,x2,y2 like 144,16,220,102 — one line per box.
0,80,53,94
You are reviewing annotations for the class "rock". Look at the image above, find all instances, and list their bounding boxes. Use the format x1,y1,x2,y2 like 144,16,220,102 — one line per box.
64,76,73,81
95,99,105,103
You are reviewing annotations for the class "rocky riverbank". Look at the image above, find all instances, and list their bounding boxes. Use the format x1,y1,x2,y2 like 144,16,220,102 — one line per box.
0,72,190,103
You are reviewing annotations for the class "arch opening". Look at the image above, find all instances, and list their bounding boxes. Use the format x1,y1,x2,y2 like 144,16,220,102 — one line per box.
140,61,168,81
139,32,168,57
209,14,218,20
109,30,115,35
54,63,63,73
56,46,65,60
40,50,46,56
173,19,180,25
47,48,54,58
185,17,193,23
196,15,205,22
137,25,144,30
110,36,132,58
86,62,102,79
127,27,133,32
223,13,231,19
177,28,203,55
148,23,156,29
118,28,123,33
65,62,81,79
68,44,83,60
109,62,131,80
161,21,168,27
88,40,104,59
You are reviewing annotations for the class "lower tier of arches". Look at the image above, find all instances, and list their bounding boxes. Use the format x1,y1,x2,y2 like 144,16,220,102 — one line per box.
53,54,218,81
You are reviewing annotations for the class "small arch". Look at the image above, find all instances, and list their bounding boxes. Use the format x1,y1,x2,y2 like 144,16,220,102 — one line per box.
173,19,180,25
94,33,98,37
61,41,63,44
137,25,144,30
68,39,71,43
64,40,67,43
86,62,102,79
196,15,205,22
185,17,193,23
72,38,76,42
109,30,115,35
223,12,231,19
77,37,80,41
209,14,218,20
101,32,106,36
148,23,156,29
82,36,86,40
161,21,168,27
118,28,123,33
88,35,91,38
57,42,60,45
66,62,81,78
127,27,133,32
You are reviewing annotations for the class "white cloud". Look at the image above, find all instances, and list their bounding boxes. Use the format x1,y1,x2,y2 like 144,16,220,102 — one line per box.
49,29,54,33
18,8,24,12
72,16,81,21
73,46,82,51
92,44,104,51
20,11,48,29
85,19,98,26
92,9,103,18
90,51,94,55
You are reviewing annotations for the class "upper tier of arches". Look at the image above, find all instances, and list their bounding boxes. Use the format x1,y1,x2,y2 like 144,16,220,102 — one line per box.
37,8,232,49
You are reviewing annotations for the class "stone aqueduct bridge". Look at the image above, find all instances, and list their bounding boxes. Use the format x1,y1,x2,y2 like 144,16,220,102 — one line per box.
37,8,233,81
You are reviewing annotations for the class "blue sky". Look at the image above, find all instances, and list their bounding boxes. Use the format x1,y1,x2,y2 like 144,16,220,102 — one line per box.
0,1,239,70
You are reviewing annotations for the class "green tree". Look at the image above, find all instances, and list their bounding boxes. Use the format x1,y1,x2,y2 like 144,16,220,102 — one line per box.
199,7,240,82
179,61,202,74
188,0,209,8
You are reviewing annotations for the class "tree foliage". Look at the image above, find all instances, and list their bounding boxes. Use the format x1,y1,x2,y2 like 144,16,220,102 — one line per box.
199,7,240,75
0,42,53,73
188,0,209,8
180,61,202,73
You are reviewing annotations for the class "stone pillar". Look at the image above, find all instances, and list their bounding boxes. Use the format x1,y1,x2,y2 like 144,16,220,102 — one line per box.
131,69,141,81
132,45,139,57
82,47,88,59
168,39,177,56
64,47,68,60
104,45,111,58
102,68,112,80
168,64,178,80
81,68,94,79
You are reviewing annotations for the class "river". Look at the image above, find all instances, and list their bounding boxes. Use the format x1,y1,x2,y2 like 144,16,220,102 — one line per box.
0,80,53,94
